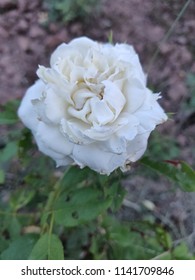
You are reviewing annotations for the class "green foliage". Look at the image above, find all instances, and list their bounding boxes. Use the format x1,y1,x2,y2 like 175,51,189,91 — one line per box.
146,132,180,161
44,0,100,23
0,141,18,163
29,233,64,260
0,235,38,260
0,169,5,184
141,157,195,192
0,100,19,125
89,217,194,260
0,99,194,259
53,187,112,227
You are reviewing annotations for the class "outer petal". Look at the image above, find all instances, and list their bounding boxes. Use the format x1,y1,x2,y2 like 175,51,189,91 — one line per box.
35,122,73,159
50,43,72,67
69,37,97,52
72,143,126,175
123,78,146,114
126,131,151,162
44,88,65,124
55,157,74,167
17,80,45,132
114,43,146,83
35,131,74,167
98,136,127,154
50,37,96,66
135,91,168,131
116,114,139,141
99,115,139,154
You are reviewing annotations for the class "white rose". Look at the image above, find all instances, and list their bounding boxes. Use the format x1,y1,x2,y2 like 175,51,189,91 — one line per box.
18,37,167,175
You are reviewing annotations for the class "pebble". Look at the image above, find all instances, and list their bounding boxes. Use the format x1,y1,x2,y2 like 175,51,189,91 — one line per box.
17,36,30,52
29,25,45,38
17,19,29,33
0,26,9,39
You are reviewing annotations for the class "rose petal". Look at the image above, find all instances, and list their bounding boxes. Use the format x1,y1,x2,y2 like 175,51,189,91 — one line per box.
50,43,69,67
102,80,126,120
60,118,93,145
17,79,44,132
124,78,146,113
87,97,114,125
69,37,97,52
126,131,150,162
50,37,96,67
99,136,127,154
72,143,126,175
35,133,73,167
69,65,85,83
55,157,74,167
68,98,91,123
135,90,168,131
37,65,74,105
71,88,94,110
35,122,73,157
85,112,129,141
116,114,139,140
44,88,65,124
114,43,146,82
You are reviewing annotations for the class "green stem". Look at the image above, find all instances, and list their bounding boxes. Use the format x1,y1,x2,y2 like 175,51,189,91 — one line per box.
48,213,54,259
40,167,70,232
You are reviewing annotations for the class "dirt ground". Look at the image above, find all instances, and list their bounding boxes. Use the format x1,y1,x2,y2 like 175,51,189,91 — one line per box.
0,0,195,251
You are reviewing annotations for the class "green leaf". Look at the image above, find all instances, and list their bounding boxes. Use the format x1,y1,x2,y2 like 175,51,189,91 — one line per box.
106,182,127,212
66,225,95,259
0,235,38,260
0,100,19,125
172,242,193,260
53,187,112,227
110,226,135,247
153,251,172,260
155,227,172,250
140,157,195,192
186,73,195,90
0,141,18,163
180,161,195,183
0,169,5,184
8,217,21,239
18,128,34,163
0,236,9,253
29,233,64,260
10,189,35,211
103,217,165,259
60,166,92,191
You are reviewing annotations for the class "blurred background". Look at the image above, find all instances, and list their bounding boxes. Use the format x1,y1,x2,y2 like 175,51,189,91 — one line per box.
0,0,195,258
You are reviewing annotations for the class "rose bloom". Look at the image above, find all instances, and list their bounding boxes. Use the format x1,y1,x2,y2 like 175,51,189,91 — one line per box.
18,37,167,175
